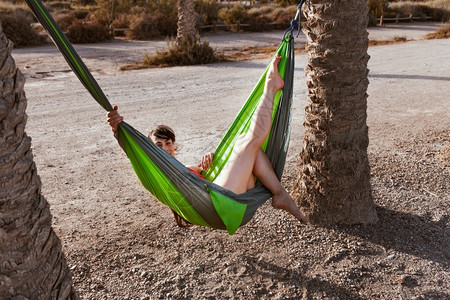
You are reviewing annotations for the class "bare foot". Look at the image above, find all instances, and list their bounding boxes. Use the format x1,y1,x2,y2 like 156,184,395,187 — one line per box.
265,54,285,96
272,191,310,224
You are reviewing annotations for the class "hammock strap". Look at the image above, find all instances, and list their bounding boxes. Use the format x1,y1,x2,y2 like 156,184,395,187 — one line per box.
24,0,112,111
283,0,311,39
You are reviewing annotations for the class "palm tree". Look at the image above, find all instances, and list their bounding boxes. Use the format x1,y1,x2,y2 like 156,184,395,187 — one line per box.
294,0,378,225
176,0,197,43
0,22,78,299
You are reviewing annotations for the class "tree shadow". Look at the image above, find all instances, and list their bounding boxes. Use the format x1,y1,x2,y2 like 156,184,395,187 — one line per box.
241,255,365,299
369,73,450,81
336,205,449,267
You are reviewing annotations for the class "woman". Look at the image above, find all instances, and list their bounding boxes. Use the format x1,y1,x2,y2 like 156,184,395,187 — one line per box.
107,55,309,225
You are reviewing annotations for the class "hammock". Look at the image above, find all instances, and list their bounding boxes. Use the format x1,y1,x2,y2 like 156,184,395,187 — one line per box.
25,0,302,234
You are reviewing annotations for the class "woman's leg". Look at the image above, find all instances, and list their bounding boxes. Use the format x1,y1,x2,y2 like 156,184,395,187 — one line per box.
213,56,308,224
252,149,309,224
213,55,284,194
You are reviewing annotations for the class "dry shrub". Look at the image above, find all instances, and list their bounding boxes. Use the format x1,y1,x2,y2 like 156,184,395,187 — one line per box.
129,5,147,16
274,0,298,7
127,13,177,40
389,1,450,21
143,35,222,67
393,35,407,42
112,13,131,28
368,0,389,18
55,12,77,31
219,4,249,25
0,10,47,47
146,0,178,18
269,5,298,25
46,1,72,13
66,19,112,43
0,1,21,14
74,10,90,20
111,13,131,37
245,6,272,31
79,0,96,5
248,15,272,32
195,0,220,25
425,24,450,39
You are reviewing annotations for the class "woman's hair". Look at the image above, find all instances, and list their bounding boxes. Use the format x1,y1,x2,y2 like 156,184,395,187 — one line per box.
148,125,176,142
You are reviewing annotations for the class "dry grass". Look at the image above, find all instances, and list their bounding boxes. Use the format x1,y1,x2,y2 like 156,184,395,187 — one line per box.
137,35,222,68
223,45,306,61
120,44,306,70
425,24,450,39
121,34,418,70
369,35,409,47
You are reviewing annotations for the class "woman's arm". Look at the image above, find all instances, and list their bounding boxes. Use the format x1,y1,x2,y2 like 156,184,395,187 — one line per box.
187,152,214,173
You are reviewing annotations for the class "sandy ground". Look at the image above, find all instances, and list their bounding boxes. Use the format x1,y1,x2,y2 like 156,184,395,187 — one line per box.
11,23,450,299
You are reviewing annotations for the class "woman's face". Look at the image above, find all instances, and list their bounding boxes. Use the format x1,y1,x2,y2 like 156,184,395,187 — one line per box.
152,135,175,157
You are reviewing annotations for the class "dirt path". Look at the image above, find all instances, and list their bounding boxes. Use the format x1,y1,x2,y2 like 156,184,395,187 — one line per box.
11,23,450,299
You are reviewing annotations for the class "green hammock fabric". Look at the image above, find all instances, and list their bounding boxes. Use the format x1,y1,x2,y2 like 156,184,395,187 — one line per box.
25,0,296,235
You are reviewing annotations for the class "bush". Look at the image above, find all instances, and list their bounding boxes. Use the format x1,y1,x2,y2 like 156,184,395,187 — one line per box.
145,0,178,18
274,0,298,7
219,4,249,25
269,5,298,25
66,19,112,43
110,13,130,36
426,24,450,39
74,10,90,20
0,10,47,47
55,12,77,31
78,0,96,5
368,0,389,18
112,13,130,29
195,0,220,25
127,13,177,40
143,35,222,67
93,0,138,24
47,1,72,10
0,1,21,14
247,8,272,32
389,1,450,22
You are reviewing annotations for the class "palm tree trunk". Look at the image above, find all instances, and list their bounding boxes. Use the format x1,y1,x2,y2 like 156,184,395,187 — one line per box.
0,22,78,299
293,0,378,225
176,0,197,44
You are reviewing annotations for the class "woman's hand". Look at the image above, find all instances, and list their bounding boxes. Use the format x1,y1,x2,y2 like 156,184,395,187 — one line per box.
106,105,124,134
199,152,214,171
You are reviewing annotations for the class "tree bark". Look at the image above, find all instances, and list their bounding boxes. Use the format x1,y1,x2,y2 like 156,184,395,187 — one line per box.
176,0,197,44
293,0,378,225
0,22,79,299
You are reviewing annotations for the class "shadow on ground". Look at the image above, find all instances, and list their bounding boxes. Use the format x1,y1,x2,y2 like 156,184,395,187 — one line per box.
339,205,449,267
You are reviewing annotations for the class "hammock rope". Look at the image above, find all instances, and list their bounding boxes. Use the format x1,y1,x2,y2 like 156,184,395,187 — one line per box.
25,0,303,235
284,0,311,39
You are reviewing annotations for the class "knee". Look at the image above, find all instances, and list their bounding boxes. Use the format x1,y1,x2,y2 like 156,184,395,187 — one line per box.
236,133,261,152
